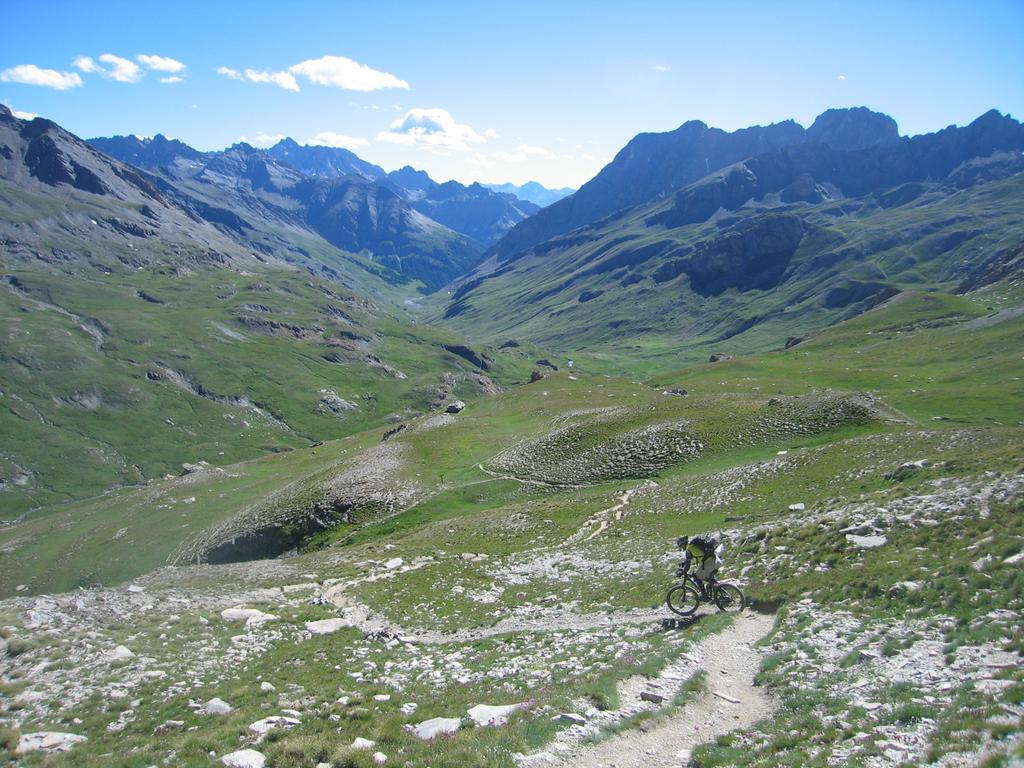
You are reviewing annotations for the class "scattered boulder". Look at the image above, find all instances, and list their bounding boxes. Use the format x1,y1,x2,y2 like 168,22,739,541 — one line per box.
384,557,404,569
445,400,466,414
154,720,185,734
784,336,803,349
126,584,145,593
558,712,587,726
17,732,87,754
220,607,277,627
305,618,351,635
406,716,462,740
846,533,888,548
351,737,376,750
709,353,733,362
536,358,559,370
248,716,300,737
640,690,666,704
662,388,688,397
221,749,266,768
109,645,134,661
788,502,806,511
373,753,388,765
467,703,526,727
529,369,546,383
203,698,233,716
260,681,276,693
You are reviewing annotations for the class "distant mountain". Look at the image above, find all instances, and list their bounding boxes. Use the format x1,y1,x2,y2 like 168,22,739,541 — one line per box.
379,171,540,246
438,108,1024,368
488,107,924,262
483,181,575,207
90,135,538,251
87,134,481,290
266,137,385,180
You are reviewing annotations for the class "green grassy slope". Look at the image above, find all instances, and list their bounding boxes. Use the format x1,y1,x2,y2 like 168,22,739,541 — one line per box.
0,264,534,517
435,171,1024,374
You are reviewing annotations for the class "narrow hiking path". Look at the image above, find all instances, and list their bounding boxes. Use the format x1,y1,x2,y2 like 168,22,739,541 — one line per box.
569,480,657,544
536,611,775,767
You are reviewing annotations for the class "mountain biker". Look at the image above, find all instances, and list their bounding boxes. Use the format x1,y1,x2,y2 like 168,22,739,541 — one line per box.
675,533,724,596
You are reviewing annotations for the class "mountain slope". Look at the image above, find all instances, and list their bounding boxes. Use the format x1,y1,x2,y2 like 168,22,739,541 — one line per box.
0,105,535,516
438,109,1024,370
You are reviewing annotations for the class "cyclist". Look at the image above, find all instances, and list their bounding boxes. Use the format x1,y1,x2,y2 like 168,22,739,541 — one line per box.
675,533,724,596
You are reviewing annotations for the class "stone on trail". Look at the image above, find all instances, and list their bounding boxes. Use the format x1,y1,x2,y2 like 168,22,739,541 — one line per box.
203,697,233,715
305,617,352,635
467,702,526,726
846,533,888,548
406,716,462,740
640,690,666,704
351,737,376,750
221,749,266,768
17,732,87,754
384,557,404,569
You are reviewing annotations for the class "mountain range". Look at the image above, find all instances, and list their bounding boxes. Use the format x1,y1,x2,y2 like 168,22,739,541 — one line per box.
438,107,1024,369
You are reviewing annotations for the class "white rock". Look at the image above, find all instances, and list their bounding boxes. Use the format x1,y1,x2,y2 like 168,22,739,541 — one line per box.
384,557,404,570
788,502,805,511
351,737,376,750
406,716,462,740
126,584,145,594
373,752,388,765
260,681,276,693
305,617,351,635
1004,551,1024,565
204,697,233,716
373,694,391,702
846,534,888,548
558,712,587,726
221,607,277,626
248,716,301,737
467,703,525,727
109,645,135,660
17,732,87,754
221,749,266,768
400,702,418,715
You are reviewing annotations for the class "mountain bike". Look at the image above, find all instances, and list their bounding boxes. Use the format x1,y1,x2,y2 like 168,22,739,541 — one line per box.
665,572,745,616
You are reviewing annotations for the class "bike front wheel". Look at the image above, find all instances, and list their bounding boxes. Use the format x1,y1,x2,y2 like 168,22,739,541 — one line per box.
714,582,745,613
666,584,701,616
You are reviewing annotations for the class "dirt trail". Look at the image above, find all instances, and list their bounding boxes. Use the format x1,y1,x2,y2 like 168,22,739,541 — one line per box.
569,480,656,544
544,611,775,767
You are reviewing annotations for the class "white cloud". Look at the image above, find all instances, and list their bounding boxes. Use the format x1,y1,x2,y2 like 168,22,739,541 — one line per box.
484,144,559,164
98,53,142,83
517,144,556,159
239,132,286,148
837,74,847,81
217,66,243,80
137,54,185,73
160,76,183,84
307,131,369,150
289,55,408,91
244,68,300,92
652,63,671,72
377,108,486,152
0,64,83,90
484,127,499,139
73,56,101,73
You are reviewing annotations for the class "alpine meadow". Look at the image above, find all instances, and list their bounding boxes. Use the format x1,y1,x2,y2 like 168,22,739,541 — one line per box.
0,3,1021,767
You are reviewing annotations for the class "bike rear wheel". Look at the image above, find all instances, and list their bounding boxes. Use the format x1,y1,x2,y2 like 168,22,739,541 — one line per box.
666,584,701,616
714,582,745,613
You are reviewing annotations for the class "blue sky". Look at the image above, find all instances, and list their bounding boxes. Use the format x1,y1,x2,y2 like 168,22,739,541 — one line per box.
2,0,1022,188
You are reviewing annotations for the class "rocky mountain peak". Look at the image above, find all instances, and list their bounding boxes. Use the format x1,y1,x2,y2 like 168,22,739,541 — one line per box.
807,107,900,150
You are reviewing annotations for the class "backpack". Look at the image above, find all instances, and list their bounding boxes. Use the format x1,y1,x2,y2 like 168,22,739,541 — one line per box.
690,534,718,556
